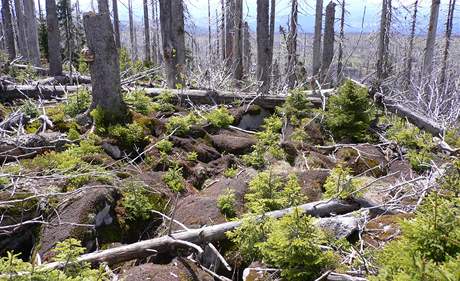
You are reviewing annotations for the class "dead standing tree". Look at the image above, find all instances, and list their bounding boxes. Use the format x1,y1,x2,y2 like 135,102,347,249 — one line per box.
13,0,28,60
242,21,251,75
422,0,440,82
256,0,275,94
23,0,41,66
112,0,120,48
337,0,345,83
232,0,243,83
286,0,298,89
143,0,151,64
1,0,16,60
376,0,391,83
159,0,186,88
320,1,335,86
224,0,235,73
403,0,418,90
46,0,63,76
82,0,127,123
312,0,323,78
439,0,456,90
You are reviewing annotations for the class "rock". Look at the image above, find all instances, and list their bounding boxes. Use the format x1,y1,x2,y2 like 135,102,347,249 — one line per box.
188,155,235,189
121,258,213,281
102,141,122,159
317,215,360,239
174,196,226,229
297,169,330,201
336,145,388,177
39,186,117,260
243,261,277,281
170,136,220,163
210,131,256,155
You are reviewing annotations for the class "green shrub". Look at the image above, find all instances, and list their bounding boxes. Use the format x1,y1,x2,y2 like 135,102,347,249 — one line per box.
163,166,185,192
0,238,107,280
155,139,174,154
119,181,167,223
278,88,312,126
245,172,305,213
325,80,376,142
152,90,176,112
445,128,460,148
124,90,155,115
107,122,146,149
242,116,285,168
20,100,39,118
386,117,435,150
259,209,337,281
165,113,200,135
67,126,81,141
9,64,37,83
205,107,234,128
186,151,198,161
224,166,238,178
372,193,460,281
217,188,237,218
407,149,433,173
323,165,363,200
64,89,92,117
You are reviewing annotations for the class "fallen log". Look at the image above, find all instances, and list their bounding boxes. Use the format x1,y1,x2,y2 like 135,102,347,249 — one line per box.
42,199,360,269
34,74,92,86
0,132,70,162
0,84,84,102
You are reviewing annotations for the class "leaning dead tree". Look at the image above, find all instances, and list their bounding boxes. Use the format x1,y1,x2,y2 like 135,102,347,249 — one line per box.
286,0,298,89
159,0,186,88
82,1,127,123
312,0,323,78
376,0,391,83
1,0,16,60
46,0,63,76
422,0,440,81
320,1,336,85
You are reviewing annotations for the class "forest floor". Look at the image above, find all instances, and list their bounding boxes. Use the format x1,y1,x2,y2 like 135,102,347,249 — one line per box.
0,66,459,281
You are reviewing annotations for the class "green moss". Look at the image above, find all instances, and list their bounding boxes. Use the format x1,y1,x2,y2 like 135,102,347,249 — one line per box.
107,122,147,149
152,90,176,112
155,139,174,154
64,89,92,117
223,166,238,178
165,113,201,136
124,89,155,115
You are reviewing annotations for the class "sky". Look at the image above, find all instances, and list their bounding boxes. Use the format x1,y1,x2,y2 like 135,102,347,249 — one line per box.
71,0,460,34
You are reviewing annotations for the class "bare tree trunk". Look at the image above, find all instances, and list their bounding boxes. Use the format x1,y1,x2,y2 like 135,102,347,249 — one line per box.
242,21,251,75
286,0,298,89
150,0,157,64
45,0,62,75
143,0,151,63
1,0,16,60
215,9,219,60
232,0,243,82
0,22,4,51
320,1,335,85
220,0,225,61
224,0,234,71
376,0,391,82
207,0,211,59
403,0,418,90
439,0,455,90
312,0,323,77
337,0,345,83
23,0,41,66
83,0,127,124
13,0,28,59
267,0,275,67
128,0,136,60
159,0,186,88
422,0,440,80
112,0,120,48
256,0,271,94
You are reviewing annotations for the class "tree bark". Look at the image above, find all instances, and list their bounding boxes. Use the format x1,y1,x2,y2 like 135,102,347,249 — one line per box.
439,0,455,90
112,0,121,48
312,0,323,77
128,0,136,60
143,0,151,63
207,0,212,59
41,199,360,268
13,0,28,59
83,8,127,123
286,0,298,89
422,0,440,80
320,1,335,85
232,0,243,82
159,0,186,88
376,0,391,82
1,0,16,60
268,0,275,67
403,0,418,90
256,0,271,94
220,0,225,62
23,0,41,66
46,0,62,76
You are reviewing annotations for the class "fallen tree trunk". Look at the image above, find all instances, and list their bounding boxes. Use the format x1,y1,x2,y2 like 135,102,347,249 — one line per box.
34,74,92,85
42,199,360,269
0,84,83,102
0,132,70,162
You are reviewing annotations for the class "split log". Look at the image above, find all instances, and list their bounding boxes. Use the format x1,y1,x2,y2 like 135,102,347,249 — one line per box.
0,132,70,162
42,199,360,269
